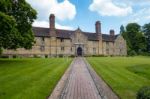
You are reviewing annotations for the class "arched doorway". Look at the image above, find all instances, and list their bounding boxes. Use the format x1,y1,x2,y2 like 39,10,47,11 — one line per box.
77,47,82,56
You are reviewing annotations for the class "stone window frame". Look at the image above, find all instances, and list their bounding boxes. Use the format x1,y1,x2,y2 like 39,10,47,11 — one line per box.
120,49,122,54
70,47,72,52
61,46,64,51
40,45,45,51
106,42,109,46
106,49,109,54
93,48,96,54
41,37,45,45
60,38,64,42
106,42,109,50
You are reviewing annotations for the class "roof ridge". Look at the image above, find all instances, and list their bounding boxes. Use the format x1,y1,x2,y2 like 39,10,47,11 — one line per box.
56,29,75,32
32,26,49,29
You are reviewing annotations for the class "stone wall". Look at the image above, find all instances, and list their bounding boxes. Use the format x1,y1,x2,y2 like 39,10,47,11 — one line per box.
2,34,127,57
114,35,127,56
102,36,127,56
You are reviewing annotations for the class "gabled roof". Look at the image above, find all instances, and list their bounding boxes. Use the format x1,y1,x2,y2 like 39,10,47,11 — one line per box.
56,29,74,39
102,34,118,42
33,27,49,37
83,32,98,41
32,27,118,41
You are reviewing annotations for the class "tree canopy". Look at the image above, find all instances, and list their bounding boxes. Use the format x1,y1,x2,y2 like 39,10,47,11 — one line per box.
0,0,37,54
120,25,125,34
121,23,147,55
143,23,150,52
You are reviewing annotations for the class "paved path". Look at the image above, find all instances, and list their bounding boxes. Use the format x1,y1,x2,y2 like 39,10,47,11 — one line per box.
49,57,119,99
60,57,101,99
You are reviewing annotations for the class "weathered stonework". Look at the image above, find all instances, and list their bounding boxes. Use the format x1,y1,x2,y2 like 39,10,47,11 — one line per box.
2,14,127,57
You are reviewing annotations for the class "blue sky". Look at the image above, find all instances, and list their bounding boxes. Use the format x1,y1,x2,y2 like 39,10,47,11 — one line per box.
26,0,150,34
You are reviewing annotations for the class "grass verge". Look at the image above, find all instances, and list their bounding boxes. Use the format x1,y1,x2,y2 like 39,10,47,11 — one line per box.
87,56,150,99
0,58,72,99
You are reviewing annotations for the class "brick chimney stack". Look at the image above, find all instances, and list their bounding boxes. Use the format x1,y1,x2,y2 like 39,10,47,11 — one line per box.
49,14,55,30
95,21,101,34
110,29,115,36
49,14,56,36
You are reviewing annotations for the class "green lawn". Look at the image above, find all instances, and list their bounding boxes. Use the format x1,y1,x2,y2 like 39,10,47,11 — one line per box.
87,56,150,99
0,58,72,99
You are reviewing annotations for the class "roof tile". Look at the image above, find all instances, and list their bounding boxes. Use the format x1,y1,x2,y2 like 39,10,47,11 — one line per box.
32,27,118,41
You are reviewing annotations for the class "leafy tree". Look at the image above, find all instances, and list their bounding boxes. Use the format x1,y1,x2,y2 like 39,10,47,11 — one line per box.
143,23,150,52
122,23,147,55
0,12,19,53
120,25,125,34
0,0,37,54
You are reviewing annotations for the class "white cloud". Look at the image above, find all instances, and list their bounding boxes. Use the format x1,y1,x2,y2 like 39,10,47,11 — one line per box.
122,8,150,25
32,21,49,28
32,20,74,30
55,23,74,30
26,0,76,21
89,0,132,16
114,0,150,7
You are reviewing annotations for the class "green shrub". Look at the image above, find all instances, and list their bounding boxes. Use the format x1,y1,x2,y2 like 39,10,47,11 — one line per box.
58,54,63,57
0,55,9,58
137,86,150,99
45,55,48,58
70,55,75,58
13,55,17,58
92,55,106,57
128,50,137,56
0,48,2,55
33,55,40,58
139,52,150,56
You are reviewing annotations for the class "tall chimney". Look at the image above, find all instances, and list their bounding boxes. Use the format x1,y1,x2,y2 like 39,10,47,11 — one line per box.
49,14,55,30
110,29,115,36
95,21,101,34
49,14,56,36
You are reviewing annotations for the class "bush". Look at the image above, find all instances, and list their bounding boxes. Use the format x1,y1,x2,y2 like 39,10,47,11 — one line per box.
0,55,9,58
139,52,150,56
13,55,17,58
58,54,63,57
137,86,150,99
92,55,106,57
45,55,48,58
0,48,2,55
33,55,40,58
70,55,75,58
128,50,137,56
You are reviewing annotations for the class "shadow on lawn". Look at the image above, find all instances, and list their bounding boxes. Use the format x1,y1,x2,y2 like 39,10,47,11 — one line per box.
126,64,150,80
0,59,29,67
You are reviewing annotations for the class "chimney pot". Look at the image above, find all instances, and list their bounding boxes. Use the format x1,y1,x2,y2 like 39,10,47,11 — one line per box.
95,21,101,34
110,29,115,36
49,14,55,30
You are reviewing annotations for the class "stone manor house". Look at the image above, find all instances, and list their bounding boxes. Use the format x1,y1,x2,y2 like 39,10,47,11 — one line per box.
3,14,127,57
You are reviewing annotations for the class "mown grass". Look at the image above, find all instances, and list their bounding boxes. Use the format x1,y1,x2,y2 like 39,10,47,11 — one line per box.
0,58,72,99
87,56,150,99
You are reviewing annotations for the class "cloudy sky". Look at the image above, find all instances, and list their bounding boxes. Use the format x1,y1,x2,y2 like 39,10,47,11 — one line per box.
26,0,150,34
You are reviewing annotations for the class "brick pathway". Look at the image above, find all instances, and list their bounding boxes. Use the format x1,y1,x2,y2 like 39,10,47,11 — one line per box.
49,57,119,99
60,57,102,99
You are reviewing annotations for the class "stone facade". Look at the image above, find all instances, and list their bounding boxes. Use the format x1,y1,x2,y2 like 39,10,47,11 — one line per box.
2,14,127,57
